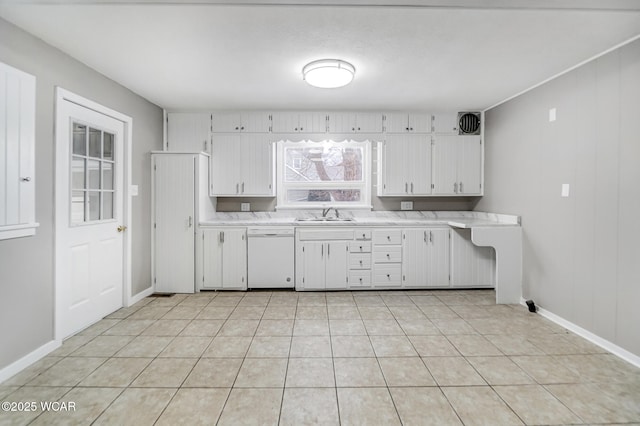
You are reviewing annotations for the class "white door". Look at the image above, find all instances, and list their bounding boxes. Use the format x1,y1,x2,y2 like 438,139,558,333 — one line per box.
325,241,348,290
301,241,325,290
402,229,427,287
56,98,125,339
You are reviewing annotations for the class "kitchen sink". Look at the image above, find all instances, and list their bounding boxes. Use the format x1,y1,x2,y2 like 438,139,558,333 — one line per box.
295,217,355,222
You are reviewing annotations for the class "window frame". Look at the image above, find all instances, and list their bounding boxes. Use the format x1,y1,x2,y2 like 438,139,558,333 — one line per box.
276,139,372,210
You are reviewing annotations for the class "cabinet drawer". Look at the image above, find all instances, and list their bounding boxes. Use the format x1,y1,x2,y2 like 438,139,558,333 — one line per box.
350,253,371,269
373,246,402,263
373,264,402,287
297,229,354,241
373,229,402,245
349,241,371,253
349,270,371,287
354,229,372,241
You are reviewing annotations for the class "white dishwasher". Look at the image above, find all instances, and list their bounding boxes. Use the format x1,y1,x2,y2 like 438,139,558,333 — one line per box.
247,227,295,288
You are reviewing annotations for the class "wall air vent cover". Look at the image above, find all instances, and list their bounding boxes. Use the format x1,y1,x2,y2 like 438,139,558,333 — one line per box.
458,112,481,135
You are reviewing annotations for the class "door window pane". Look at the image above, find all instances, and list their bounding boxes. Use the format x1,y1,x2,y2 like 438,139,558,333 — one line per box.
103,192,114,220
71,157,85,190
89,128,101,158
103,132,114,160
72,123,86,155
102,162,113,190
87,192,100,221
87,160,101,190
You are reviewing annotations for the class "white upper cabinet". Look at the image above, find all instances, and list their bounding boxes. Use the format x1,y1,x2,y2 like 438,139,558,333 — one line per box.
433,112,460,134
377,135,432,196
384,112,432,133
210,133,274,197
166,112,211,152
211,111,271,133
271,112,327,133
432,135,482,195
327,112,383,133
0,62,37,241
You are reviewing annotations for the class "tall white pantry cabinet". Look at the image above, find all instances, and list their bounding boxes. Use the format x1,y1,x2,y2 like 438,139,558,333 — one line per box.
151,152,215,293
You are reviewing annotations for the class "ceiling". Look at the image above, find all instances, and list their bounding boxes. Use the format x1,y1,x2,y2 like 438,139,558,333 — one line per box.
1,1,640,112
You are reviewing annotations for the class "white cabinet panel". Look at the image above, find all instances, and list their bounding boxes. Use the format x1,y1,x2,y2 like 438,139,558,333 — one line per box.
402,228,451,288
377,135,432,196
299,241,326,290
0,62,36,240
271,112,299,133
272,112,326,133
166,112,211,152
210,133,242,195
201,228,247,290
211,112,270,133
211,112,241,133
427,228,451,286
384,112,431,133
325,241,348,290
433,112,459,134
433,135,482,195
450,228,495,287
327,112,383,133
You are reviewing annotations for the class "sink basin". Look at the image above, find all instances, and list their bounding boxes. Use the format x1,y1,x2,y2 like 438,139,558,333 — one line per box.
295,217,355,222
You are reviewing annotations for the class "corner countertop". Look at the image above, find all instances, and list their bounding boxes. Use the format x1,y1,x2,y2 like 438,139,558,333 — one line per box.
199,211,520,228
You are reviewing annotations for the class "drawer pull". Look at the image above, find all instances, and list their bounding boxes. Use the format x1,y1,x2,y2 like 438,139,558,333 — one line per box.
359,278,363,283
359,260,363,265
386,274,390,279
386,253,390,258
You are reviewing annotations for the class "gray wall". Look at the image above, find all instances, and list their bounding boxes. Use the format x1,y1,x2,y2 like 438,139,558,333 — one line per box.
475,39,640,356
0,18,162,369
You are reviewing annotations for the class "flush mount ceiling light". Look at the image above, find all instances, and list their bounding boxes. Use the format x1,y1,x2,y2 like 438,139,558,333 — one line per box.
302,59,355,89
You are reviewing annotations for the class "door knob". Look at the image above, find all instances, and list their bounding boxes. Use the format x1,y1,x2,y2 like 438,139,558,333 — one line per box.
117,225,127,232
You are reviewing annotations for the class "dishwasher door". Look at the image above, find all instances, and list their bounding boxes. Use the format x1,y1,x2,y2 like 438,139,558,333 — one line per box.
247,227,295,288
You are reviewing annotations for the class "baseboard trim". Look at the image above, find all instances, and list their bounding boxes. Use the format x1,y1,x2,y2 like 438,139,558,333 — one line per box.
127,287,153,307
520,298,640,368
0,339,61,384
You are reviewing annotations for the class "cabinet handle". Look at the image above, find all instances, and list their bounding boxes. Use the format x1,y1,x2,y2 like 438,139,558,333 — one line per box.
328,243,330,256
411,182,414,193
241,126,244,130
357,127,361,131
405,182,408,193
405,127,409,131
362,233,366,239
409,127,413,131
294,127,298,131
321,244,324,258
188,216,192,228
242,182,245,193
424,231,427,242
352,127,355,131
359,277,363,283
453,182,458,193
459,182,464,193
387,274,390,279
21,177,31,182
235,126,239,130
300,127,304,131
386,253,390,258
220,231,224,243
359,260,363,265
359,245,363,251
430,231,433,243
204,140,208,151
236,183,239,194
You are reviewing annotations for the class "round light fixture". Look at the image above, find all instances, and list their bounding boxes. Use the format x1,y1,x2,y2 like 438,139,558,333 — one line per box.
302,59,355,89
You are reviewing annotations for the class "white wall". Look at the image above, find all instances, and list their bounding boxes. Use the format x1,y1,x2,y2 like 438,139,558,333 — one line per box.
0,18,163,369
475,39,640,357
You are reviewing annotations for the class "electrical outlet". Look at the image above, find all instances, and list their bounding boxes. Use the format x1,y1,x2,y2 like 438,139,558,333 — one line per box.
400,201,413,211
240,203,250,212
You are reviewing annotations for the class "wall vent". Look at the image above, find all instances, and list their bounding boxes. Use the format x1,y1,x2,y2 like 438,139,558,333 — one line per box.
458,112,481,135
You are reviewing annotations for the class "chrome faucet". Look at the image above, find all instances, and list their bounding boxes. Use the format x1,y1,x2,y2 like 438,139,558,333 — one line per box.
322,207,339,219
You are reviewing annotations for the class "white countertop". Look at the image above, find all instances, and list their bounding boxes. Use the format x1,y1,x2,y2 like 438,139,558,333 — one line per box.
199,211,520,228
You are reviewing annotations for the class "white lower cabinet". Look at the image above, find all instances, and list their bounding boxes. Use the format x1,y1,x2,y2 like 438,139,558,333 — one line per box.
296,229,351,290
450,228,495,287
200,227,247,290
402,228,450,287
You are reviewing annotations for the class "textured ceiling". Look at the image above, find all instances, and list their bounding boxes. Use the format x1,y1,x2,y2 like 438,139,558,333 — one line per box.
1,2,639,111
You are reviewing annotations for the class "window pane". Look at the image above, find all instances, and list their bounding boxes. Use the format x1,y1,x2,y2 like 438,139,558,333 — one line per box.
89,128,101,158
103,192,114,220
103,132,114,160
71,157,86,190
88,191,100,221
87,160,101,190
71,191,85,224
285,146,363,183
287,189,361,203
72,123,86,156
102,162,113,190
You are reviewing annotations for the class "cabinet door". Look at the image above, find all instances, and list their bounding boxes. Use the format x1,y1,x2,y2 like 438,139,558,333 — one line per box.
167,112,211,153
202,229,223,289
271,112,300,133
241,134,274,196
325,241,348,290
406,135,432,195
300,241,325,290
154,154,196,293
433,113,459,134
402,229,428,287
355,113,383,133
241,112,271,133
384,112,409,133
210,133,242,195
450,228,495,287
426,229,450,287
432,135,459,195
221,229,247,289
458,135,482,195
298,112,327,133
408,113,432,133
212,112,242,132
378,139,408,196
327,112,356,133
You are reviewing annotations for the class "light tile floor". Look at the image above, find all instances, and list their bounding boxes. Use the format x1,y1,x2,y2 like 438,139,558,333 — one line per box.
1,289,640,425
